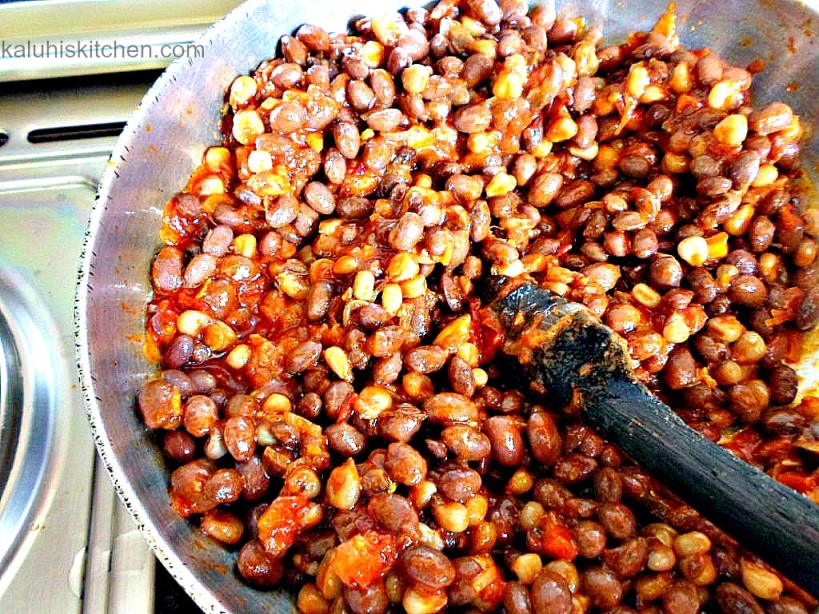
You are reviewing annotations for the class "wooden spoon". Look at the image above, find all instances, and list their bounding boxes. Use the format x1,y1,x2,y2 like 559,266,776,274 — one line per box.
484,277,819,597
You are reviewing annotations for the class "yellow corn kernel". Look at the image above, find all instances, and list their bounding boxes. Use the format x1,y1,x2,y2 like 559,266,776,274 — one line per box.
229,75,257,108
233,233,257,258
403,586,447,614
199,176,225,196
493,69,524,100
512,553,543,585
547,116,579,142
457,342,480,367
519,501,544,531
708,80,741,110
177,310,211,336
725,204,755,236
414,173,433,188
641,84,668,103
677,235,709,266
626,62,650,99
352,270,376,301
708,315,744,343
324,346,352,382
466,495,488,525
263,392,293,415
202,320,237,351
378,283,402,316
632,283,662,309
247,149,273,174
759,252,779,282
333,255,359,276
740,559,783,601
277,270,310,299
401,275,427,299
706,232,729,260
716,265,740,291
359,40,384,68
485,172,517,197
522,253,549,273
360,128,375,141
669,61,692,93
568,142,599,161
411,480,437,509
316,550,342,600
470,38,497,59
326,458,361,510
507,467,534,495
232,109,265,145
574,40,599,77
307,132,324,153
296,583,330,614
494,259,525,279
433,501,469,533
713,114,748,146
663,313,692,344
371,14,407,46
434,314,472,352
751,163,778,187
544,281,570,296
662,152,689,174
402,64,430,94
205,146,230,172
387,252,420,282
473,368,488,387
226,343,251,370
532,139,554,158
355,385,393,419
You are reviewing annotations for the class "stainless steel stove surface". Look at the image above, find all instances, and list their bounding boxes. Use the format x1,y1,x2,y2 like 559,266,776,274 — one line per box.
0,1,242,611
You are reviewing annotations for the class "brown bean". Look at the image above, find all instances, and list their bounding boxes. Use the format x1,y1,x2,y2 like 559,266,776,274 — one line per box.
378,404,426,442
527,412,562,467
164,429,196,463
582,566,623,609
202,225,234,256
528,172,564,207
269,101,306,132
344,583,388,614
696,53,723,85
796,287,819,331
424,392,478,425
715,582,764,614
295,24,330,52
729,275,768,308
286,340,322,373
265,194,299,228
151,246,184,292
389,212,425,250
401,545,456,589
368,492,419,535
504,582,532,614
484,416,525,466
648,255,683,289
236,456,269,501
663,346,697,390
333,121,361,159
604,537,648,578
769,363,798,405
662,580,700,614
224,416,256,462
325,422,366,457
462,53,494,88
303,181,336,215
237,540,283,587
385,442,427,485
749,102,794,135
453,103,492,133
598,502,637,539
441,425,491,461
139,380,183,430
438,466,482,503
530,569,572,614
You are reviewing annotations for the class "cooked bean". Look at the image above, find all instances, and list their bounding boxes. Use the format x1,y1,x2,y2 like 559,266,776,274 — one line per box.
485,416,526,466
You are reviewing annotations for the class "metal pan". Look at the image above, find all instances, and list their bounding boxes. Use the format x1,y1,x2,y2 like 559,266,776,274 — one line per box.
75,0,819,611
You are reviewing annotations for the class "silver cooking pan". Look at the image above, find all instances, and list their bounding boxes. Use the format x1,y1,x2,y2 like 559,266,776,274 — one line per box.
76,0,819,611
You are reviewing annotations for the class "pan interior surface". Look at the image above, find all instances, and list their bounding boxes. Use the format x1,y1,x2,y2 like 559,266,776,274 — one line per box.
77,0,818,611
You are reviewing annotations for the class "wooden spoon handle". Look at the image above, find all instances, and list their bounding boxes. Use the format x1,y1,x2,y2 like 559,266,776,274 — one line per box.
582,370,819,597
